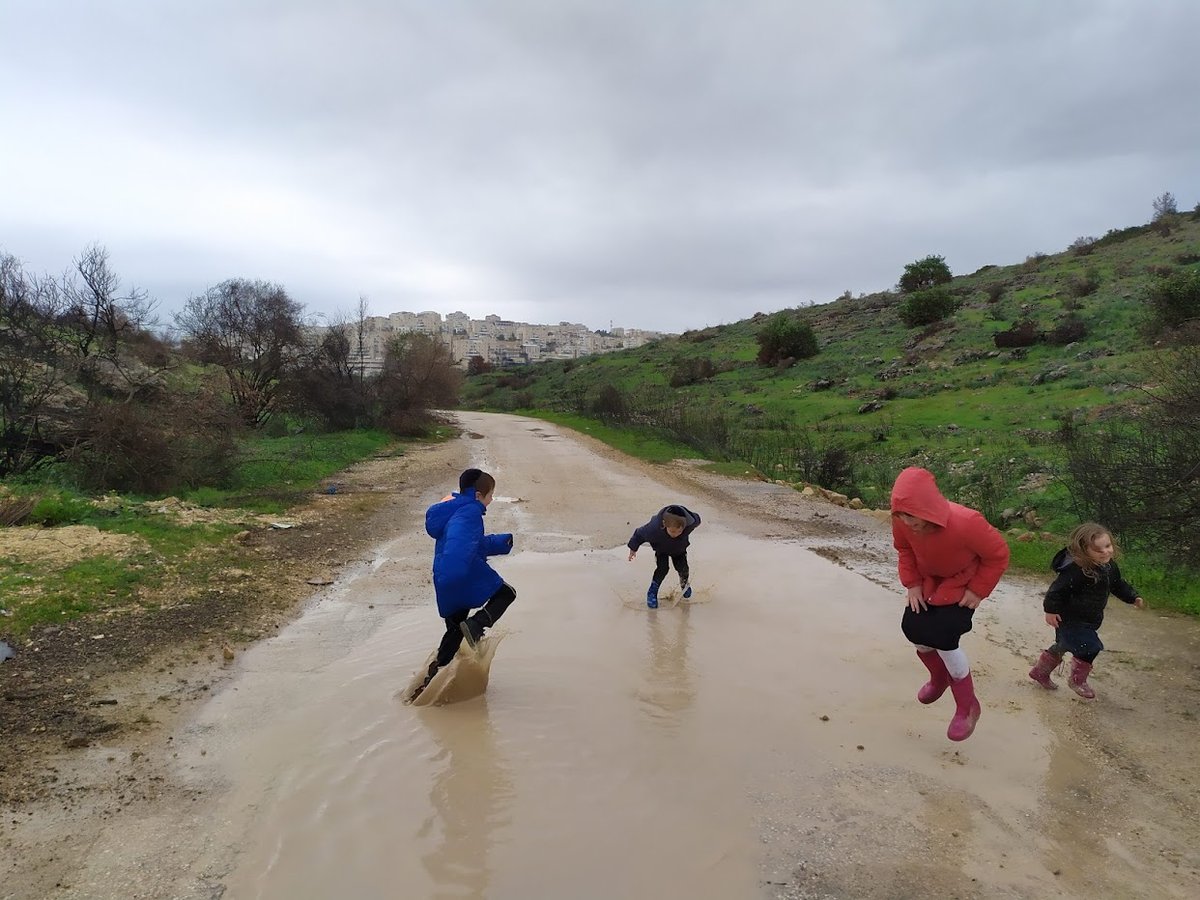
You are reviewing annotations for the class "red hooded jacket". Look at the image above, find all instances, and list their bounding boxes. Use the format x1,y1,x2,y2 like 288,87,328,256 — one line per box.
890,467,1010,606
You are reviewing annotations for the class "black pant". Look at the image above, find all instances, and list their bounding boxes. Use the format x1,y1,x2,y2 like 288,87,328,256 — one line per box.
652,551,689,585
435,583,516,666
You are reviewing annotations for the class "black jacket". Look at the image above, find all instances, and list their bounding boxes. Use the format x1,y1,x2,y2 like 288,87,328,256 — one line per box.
628,505,701,555
1043,547,1139,627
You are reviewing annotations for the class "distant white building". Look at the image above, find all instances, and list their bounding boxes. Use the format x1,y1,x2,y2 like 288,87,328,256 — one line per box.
308,309,666,370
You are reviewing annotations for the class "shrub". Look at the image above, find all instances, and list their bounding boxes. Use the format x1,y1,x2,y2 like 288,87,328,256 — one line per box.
1068,268,1101,298
756,314,818,365
994,320,1039,348
669,357,717,387
984,282,1006,303
1146,268,1200,331
1070,236,1098,256
1047,314,1088,345
898,287,957,328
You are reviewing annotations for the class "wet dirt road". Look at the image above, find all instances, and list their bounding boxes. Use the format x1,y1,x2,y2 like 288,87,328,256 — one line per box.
13,412,1200,899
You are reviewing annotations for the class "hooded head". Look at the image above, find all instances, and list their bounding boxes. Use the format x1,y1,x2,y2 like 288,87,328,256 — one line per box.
890,467,951,528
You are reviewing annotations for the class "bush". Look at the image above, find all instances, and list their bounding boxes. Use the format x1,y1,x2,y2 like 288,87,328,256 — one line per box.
984,282,1006,303
66,389,241,494
1060,343,1200,567
1068,268,1101,298
994,320,1039,348
1070,236,1097,256
1146,268,1200,331
669,357,717,387
756,314,818,366
1047,314,1088,345
898,287,957,328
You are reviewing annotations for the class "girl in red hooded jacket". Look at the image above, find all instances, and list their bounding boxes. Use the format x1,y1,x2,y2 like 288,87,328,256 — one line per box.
890,467,1010,741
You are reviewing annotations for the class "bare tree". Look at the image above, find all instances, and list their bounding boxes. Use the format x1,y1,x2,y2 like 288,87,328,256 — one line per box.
0,253,68,473
1152,191,1178,221
62,244,157,357
375,332,462,434
175,279,306,427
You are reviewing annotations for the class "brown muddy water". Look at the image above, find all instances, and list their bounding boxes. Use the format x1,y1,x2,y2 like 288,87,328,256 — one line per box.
35,412,1200,899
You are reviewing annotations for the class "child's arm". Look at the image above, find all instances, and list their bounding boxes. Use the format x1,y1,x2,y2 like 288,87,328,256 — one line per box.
962,517,1010,604
483,533,514,556
1109,561,1142,607
1043,566,1077,627
628,523,649,560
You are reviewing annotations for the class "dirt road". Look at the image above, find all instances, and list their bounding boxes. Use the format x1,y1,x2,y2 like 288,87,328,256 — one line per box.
3,411,1198,899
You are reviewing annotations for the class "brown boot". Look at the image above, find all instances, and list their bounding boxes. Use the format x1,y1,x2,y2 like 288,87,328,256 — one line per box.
1028,650,1062,690
1068,658,1096,700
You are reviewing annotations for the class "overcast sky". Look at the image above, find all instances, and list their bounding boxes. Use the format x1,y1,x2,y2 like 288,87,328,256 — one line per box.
3,1,1198,333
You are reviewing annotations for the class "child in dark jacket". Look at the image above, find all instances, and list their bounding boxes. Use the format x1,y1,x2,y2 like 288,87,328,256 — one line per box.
408,469,515,702
627,504,701,608
1028,522,1145,699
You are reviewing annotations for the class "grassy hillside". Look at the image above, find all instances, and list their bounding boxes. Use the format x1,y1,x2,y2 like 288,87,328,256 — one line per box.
462,214,1200,611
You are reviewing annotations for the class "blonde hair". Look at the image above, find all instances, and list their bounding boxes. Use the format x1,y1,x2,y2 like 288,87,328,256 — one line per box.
1066,522,1117,578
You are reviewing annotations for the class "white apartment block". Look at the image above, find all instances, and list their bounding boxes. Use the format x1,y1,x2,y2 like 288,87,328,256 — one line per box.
309,310,665,372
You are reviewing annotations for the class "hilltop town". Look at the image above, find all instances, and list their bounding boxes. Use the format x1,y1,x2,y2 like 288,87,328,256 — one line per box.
315,310,667,370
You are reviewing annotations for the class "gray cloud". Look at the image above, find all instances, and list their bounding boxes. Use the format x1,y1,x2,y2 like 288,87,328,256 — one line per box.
2,0,1198,333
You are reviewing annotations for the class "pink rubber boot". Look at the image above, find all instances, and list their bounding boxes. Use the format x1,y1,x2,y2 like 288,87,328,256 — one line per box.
1028,650,1062,690
947,672,982,741
916,650,951,704
1068,658,1096,700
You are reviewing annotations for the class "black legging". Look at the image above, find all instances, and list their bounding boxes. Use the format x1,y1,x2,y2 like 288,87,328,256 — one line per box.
652,551,689,585
435,583,517,666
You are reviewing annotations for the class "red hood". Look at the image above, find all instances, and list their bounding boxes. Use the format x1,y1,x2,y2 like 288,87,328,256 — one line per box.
890,467,951,527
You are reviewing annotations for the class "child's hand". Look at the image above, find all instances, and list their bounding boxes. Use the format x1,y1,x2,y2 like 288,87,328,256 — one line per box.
628,549,636,562
1134,597,1146,610
958,589,983,609
1045,613,1062,627
906,586,927,612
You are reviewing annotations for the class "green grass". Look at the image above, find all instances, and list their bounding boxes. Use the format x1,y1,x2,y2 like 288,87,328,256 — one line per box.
182,428,394,513
524,410,699,464
1,428,406,638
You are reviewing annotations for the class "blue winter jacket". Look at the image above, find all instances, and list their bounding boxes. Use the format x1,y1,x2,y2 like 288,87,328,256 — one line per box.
425,489,514,617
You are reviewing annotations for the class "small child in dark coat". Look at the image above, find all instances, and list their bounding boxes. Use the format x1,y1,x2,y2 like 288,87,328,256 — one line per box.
1028,522,1145,700
627,504,701,608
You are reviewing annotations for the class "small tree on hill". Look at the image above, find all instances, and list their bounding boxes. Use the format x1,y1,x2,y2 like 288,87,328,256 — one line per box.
756,313,818,366
899,255,952,294
1152,191,1178,222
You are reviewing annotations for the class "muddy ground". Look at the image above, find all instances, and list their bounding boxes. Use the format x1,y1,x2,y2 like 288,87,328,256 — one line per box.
2,417,1199,898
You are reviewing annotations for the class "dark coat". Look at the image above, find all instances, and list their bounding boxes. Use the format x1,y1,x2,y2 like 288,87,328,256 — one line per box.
1043,548,1139,628
628,505,701,555
425,489,513,617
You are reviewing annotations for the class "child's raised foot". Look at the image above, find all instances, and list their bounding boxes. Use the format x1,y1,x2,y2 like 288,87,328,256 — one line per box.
460,618,485,651
680,580,692,600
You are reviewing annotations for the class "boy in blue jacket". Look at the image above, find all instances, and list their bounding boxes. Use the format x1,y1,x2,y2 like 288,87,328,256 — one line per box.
628,504,701,608
409,469,515,701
